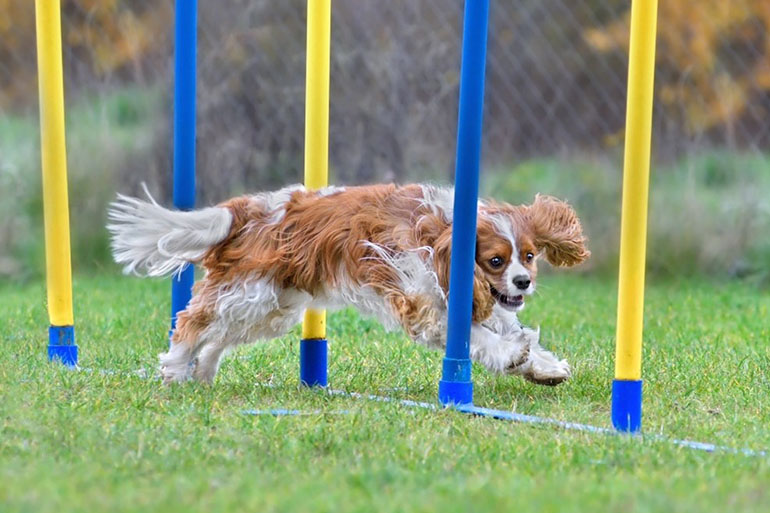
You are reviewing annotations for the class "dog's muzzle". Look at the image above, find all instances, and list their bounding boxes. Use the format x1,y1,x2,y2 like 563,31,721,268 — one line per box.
490,286,524,310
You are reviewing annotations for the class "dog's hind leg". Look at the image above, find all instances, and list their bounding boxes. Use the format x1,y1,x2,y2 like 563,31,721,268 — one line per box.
160,279,221,384
160,342,202,384
159,342,197,384
163,316,246,385
192,339,229,384
389,293,447,350
186,280,310,384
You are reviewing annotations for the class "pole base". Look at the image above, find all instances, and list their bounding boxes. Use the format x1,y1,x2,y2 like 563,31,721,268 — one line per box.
611,379,642,432
300,338,328,387
48,325,78,367
438,379,474,406
438,356,473,406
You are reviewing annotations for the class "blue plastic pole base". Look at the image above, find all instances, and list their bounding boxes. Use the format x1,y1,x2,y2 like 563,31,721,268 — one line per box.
611,379,642,432
438,379,473,406
438,357,474,406
300,339,328,387
48,325,78,367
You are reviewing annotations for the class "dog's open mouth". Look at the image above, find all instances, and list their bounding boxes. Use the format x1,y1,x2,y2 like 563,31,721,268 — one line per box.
490,286,524,310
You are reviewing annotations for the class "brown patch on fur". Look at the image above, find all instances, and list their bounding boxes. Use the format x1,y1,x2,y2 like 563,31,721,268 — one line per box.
205,186,413,292
471,273,496,322
389,293,443,341
171,281,216,345
473,216,513,318
432,225,496,323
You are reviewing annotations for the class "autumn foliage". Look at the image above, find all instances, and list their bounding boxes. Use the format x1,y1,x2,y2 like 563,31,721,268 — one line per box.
0,0,171,110
585,0,770,134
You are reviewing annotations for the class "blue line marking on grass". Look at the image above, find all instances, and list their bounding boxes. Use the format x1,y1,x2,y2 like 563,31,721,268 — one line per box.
243,386,766,458
73,369,765,457
243,409,351,416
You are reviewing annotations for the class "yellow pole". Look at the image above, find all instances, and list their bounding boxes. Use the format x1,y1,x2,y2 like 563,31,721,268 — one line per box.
35,0,74,328
614,0,659,381
301,0,331,341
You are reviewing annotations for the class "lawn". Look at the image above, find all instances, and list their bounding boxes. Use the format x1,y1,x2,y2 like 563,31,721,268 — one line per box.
1,273,769,512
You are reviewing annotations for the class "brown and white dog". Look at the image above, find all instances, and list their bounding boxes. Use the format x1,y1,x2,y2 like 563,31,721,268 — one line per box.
108,184,589,385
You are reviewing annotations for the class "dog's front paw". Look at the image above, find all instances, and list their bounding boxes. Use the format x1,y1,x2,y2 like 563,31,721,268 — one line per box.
523,358,571,386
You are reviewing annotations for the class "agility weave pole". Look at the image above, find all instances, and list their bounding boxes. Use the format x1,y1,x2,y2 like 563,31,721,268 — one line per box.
299,0,332,387
437,0,490,407
611,0,659,433
35,0,78,366
170,0,198,339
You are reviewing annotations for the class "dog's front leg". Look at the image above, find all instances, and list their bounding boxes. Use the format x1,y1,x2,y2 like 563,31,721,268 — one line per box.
508,330,571,386
469,323,532,374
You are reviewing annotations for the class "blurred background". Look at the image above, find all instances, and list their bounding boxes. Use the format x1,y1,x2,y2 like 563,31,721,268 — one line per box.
1,0,769,283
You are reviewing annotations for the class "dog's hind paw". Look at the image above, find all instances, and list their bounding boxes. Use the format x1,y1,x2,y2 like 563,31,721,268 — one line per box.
159,353,196,385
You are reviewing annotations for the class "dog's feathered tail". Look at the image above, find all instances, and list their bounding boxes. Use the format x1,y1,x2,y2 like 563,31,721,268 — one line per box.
108,187,233,277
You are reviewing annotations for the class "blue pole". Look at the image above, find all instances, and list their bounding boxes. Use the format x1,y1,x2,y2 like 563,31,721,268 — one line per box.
438,0,490,407
170,0,197,338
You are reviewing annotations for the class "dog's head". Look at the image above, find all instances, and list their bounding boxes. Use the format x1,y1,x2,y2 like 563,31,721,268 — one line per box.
432,194,589,322
473,194,590,316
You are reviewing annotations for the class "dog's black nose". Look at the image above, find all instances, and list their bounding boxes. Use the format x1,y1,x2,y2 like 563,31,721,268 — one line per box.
513,275,531,290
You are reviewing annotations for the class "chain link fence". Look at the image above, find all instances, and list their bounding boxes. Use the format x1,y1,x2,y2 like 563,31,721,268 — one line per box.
193,0,770,200
1,0,769,276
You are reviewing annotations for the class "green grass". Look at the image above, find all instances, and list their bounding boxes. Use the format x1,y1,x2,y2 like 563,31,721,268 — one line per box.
1,273,769,512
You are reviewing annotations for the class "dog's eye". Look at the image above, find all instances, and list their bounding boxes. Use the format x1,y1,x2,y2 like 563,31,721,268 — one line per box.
489,256,505,268
526,252,535,262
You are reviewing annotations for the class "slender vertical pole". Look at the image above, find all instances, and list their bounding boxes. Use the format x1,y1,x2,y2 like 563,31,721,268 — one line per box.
438,0,490,406
35,0,78,366
300,0,331,387
170,0,197,339
612,0,659,432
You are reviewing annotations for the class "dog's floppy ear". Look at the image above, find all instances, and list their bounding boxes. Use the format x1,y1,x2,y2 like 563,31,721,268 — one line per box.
433,227,496,323
525,194,590,267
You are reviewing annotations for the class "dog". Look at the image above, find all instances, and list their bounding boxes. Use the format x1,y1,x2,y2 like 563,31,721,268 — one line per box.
108,183,589,385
